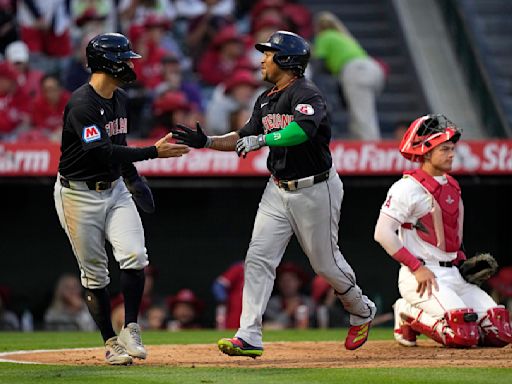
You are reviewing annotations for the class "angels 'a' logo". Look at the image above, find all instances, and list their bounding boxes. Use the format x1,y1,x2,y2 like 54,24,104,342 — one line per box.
295,104,314,115
446,195,454,204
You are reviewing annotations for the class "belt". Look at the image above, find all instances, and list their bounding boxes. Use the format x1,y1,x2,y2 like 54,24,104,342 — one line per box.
419,259,453,268
273,169,331,191
60,177,114,192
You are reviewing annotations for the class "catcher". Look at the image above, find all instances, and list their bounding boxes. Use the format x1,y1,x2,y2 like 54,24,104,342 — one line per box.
374,114,512,348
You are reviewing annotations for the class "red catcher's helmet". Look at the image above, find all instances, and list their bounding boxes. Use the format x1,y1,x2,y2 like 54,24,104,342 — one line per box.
399,114,462,162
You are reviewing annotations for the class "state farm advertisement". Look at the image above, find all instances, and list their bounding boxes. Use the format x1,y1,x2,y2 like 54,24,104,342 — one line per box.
1,140,512,177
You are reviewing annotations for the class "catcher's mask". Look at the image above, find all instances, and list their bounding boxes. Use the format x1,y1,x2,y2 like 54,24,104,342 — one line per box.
255,30,310,76
399,114,462,162
86,33,141,84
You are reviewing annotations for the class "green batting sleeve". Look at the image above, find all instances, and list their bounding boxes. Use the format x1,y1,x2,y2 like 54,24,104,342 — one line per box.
264,121,309,147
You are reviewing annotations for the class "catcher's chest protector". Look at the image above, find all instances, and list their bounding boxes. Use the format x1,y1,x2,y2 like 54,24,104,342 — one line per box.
404,169,462,252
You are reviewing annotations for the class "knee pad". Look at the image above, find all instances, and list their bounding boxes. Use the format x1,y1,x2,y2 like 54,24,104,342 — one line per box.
479,307,512,347
442,308,479,348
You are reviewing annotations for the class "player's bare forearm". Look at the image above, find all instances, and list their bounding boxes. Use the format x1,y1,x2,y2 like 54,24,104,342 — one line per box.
209,132,240,151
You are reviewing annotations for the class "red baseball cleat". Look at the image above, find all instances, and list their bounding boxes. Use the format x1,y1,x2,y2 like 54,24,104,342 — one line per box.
345,321,372,350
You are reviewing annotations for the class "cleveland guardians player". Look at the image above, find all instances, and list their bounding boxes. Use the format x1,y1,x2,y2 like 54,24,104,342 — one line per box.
374,114,512,348
53,33,189,365
172,31,376,357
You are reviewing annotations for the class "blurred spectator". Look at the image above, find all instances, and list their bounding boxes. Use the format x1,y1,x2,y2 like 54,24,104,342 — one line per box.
488,266,512,313
197,25,249,86
0,61,31,139
264,262,315,329
313,11,386,140
119,0,177,36
140,303,169,330
311,275,348,328
0,0,18,54
111,265,159,333
71,0,117,39
166,289,204,330
132,14,184,90
62,33,93,92
183,0,234,66
250,0,312,39
44,274,96,331
212,261,244,329
0,285,19,331
205,69,260,135
16,0,72,73
5,40,44,98
154,55,204,111
29,74,70,141
150,90,200,138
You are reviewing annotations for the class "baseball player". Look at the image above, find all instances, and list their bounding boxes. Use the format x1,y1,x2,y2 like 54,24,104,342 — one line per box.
53,33,189,365
374,114,512,348
172,31,376,357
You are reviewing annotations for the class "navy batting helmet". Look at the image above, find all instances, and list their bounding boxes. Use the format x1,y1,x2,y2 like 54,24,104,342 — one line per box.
86,33,141,83
255,30,310,75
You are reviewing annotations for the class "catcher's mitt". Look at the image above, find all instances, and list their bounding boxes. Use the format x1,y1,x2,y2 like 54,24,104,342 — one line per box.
458,253,499,286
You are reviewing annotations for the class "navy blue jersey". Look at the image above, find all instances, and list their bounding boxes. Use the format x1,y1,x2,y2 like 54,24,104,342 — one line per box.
238,77,332,180
58,84,131,181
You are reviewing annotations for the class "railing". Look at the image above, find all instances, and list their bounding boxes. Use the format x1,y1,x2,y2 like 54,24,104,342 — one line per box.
438,0,511,137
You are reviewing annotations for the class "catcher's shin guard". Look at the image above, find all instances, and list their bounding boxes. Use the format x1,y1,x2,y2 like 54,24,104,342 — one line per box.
410,308,479,347
479,307,512,347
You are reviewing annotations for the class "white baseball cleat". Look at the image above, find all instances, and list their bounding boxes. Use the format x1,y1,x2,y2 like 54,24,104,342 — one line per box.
393,299,418,347
118,323,147,359
105,336,133,365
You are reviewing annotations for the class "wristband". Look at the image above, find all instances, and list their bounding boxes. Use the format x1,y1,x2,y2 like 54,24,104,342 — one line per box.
392,247,422,272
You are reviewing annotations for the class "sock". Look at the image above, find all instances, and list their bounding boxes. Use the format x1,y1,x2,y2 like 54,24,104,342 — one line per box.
85,288,116,342
120,269,145,326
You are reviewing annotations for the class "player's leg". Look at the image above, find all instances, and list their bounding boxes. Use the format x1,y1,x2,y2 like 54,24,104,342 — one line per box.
105,180,148,359
457,276,512,346
220,180,294,356
398,266,479,347
288,169,375,349
341,58,383,140
54,179,131,365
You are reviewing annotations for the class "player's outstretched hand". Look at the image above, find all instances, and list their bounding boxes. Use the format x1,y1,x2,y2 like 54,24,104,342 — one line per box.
413,265,439,298
171,122,208,148
154,133,190,158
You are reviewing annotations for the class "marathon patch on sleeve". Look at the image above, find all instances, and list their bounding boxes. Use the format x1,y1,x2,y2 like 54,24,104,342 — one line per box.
295,104,315,115
82,125,101,143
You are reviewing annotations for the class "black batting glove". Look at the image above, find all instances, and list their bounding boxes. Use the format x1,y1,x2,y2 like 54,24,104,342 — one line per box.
171,122,209,148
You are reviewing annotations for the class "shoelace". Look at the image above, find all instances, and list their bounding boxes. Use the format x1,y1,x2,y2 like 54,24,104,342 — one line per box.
111,341,127,354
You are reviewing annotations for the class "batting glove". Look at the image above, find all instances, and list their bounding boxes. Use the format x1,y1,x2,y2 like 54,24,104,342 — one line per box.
236,134,266,158
171,122,212,148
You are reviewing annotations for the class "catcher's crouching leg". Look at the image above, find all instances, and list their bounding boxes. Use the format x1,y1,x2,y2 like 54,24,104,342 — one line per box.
478,307,512,347
409,308,479,347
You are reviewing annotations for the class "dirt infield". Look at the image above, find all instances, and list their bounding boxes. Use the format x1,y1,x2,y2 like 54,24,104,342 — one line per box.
1,340,511,368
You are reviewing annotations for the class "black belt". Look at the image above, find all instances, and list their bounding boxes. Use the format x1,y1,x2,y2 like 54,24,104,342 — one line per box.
60,177,113,192
419,259,453,268
274,169,331,191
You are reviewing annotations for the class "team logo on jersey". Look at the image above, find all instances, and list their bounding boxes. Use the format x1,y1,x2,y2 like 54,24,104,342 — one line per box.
82,125,101,143
295,104,314,115
446,195,454,205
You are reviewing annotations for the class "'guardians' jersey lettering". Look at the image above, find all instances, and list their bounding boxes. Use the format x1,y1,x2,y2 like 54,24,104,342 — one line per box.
262,114,294,133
